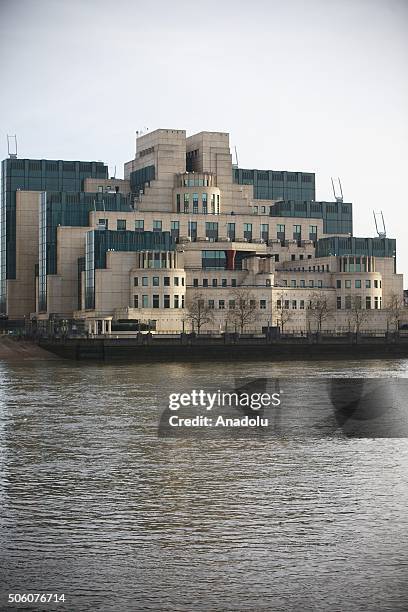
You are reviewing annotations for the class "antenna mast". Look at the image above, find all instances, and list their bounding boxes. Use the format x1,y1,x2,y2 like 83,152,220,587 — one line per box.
7,135,18,158
373,211,386,238
331,177,343,203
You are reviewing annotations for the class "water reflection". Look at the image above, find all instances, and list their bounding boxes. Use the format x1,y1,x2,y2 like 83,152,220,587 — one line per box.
0,359,407,611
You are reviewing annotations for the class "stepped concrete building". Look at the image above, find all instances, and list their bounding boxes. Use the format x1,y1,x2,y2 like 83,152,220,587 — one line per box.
0,129,405,336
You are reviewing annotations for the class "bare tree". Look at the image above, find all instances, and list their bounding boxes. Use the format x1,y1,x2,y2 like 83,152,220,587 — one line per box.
385,292,404,331
274,292,292,334
227,287,258,334
347,295,369,334
308,291,334,333
185,292,214,334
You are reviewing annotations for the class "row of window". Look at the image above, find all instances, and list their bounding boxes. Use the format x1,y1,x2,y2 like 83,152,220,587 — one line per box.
196,299,268,310
336,279,381,289
277,300,306,309
281,279,324,288
192,278,238,288
289,254,314,262
134,276,185,287
134,294,185,309
336,296,382,310
176,193,220,214
98,218,317,242
182,178,211,187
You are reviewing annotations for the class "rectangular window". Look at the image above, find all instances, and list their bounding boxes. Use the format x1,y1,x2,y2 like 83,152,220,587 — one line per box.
211,194,215,214
300,300,305,309
219,300,225,309
309,225,317,240
277,223,285,238
153,276,159,286
153,295,160,308
293,224,301,239
366,296,371,309
188,221,197,241
134,295,139,308
260,300,266,309
345,295,351,309
193,278,198,287
142,277,148,286
203,278,208,287
153,220,162,231
193,193,199,214
345,280,351,288
222,278,227,287
244,223,252,240
227,223,236,240
336,279,341,288
142,295,148,308
261,223,269,241
99,218,108,229
374,296,379,309
174,277,179,286
284,300,290,309
117,219,126,231
318,280,322,288
291,280,296,288
176,193,181,212
231,279,237,287
365,279,371,288
205,222,219,242
174,295,179,308
292,300,297,309
355,280,361,288
208,300,215,309
134,277,138,287
164,277,170,286
291,254,296,261
184,193,190,213
374,280,378,288
337,296,341,309
300,280,305,288
164,295,170,308
212,279,218,287
229,299,235,309
277,300,282,309
309,280,314,288
135,219,144,230
202,193,207,214
202,250,226,270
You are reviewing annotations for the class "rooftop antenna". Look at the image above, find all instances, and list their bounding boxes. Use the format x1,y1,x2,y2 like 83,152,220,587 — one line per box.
234,146,239,167
373,210,386,238
331,177,343,203
7,135,18,158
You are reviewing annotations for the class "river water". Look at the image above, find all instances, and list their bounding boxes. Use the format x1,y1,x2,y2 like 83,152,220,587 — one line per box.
0,358,408,611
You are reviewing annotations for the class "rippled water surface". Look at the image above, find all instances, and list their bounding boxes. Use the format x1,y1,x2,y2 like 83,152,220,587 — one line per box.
1,358,408,611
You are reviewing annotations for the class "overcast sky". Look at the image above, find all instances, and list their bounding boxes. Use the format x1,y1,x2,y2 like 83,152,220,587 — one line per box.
1,0,407,283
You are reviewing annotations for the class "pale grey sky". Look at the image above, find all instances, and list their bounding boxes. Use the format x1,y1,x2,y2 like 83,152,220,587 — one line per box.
1,0,407,283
